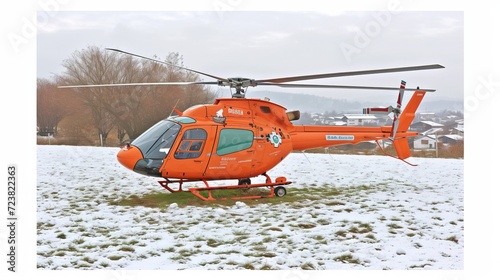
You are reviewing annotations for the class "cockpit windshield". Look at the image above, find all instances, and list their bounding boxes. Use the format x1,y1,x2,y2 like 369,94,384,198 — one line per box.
131,120,181,159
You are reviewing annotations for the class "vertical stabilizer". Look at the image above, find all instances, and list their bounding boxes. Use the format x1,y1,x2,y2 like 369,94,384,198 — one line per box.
396,91,426,132
392,90,427,160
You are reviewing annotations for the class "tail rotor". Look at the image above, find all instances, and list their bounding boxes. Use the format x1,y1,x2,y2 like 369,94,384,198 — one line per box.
390,80,406,140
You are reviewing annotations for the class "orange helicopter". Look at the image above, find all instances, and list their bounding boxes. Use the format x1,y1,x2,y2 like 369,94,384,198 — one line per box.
62,49,444,201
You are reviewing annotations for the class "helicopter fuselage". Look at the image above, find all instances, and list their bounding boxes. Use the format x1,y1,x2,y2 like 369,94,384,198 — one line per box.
118,97,295,180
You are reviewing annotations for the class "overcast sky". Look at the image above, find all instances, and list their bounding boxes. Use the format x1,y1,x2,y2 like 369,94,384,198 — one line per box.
37,10,463,102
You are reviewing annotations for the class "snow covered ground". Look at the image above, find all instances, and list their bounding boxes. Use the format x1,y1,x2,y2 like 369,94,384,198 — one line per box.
37,145,463,270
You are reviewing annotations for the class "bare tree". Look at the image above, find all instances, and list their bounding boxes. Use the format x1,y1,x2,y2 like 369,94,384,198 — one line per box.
58,46,219,145
37,78,74,137
58,46,120,145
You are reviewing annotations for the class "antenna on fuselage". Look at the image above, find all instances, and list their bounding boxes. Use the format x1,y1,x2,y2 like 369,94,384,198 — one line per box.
168,99,181,117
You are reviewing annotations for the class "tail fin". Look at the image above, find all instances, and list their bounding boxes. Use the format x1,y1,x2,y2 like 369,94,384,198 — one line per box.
392,90,427,160
396,90,426,133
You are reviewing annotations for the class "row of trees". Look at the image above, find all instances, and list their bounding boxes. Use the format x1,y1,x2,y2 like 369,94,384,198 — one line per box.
37,46,218,146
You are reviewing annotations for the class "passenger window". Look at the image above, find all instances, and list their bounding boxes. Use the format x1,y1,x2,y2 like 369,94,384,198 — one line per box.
174,128,207,159
216,129,254,155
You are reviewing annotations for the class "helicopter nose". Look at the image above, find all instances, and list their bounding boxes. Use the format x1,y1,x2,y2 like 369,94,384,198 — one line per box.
117,145,143,171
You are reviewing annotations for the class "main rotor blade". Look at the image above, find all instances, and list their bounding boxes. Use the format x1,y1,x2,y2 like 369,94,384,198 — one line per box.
106,48,228,82
58,81,218,89
256,64,445,84
258,82,436,92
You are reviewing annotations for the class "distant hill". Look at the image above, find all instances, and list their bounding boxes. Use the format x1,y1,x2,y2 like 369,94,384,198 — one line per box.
417,99,464,113
247,91,463,114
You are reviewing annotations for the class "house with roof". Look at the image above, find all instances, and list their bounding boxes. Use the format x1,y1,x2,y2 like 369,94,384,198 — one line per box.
413,134,438,150
439,134,464,145
326,116,347,126
410,121,444,133
341,114,379,126
451,120,464,136
417,112,436,122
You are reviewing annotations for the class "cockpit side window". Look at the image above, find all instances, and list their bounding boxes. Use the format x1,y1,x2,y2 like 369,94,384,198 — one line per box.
131,120,181,159
174,128,207,159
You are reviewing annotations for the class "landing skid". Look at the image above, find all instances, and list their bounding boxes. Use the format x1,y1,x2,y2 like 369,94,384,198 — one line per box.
158,173,292,201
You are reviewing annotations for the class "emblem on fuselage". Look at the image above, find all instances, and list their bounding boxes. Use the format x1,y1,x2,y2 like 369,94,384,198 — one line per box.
268,131,282,148
212,108,226,123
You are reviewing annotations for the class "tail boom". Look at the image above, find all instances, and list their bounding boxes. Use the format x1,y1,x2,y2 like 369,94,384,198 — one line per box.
290,90,427,160
291,126,390,151
290,126,418,151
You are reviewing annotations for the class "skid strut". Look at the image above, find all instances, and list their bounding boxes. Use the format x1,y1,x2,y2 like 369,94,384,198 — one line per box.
158,174,291,201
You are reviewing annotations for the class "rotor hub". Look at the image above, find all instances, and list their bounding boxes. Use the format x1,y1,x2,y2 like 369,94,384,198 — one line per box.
220,78,257,98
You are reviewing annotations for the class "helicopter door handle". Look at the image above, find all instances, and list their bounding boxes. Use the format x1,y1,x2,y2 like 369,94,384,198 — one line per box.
194,160,203,163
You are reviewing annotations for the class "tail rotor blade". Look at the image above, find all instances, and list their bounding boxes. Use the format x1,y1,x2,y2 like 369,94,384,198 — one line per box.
390,80,407,139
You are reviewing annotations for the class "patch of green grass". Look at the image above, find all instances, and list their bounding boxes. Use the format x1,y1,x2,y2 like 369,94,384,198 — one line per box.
110,191,200,208
106,184,358,208
54,251,66,257
207,238,223,248
324,201,345,206
177,249,200,257
252,245,267,251
355,222,373,233
365,234,377,240
297,223,316,229
82,256,96,264
334,253,361,264
119,246,135,252
56,233,67,239
241,262,255,269
108,255,123,261
387,223,403,229
445,235,459,244
317,219,330,225
100,243,112,249
257,252,277,258
73,238,85,245
262,236,274,242
259,264,274,270
335,230,347,238
300,262,316,270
